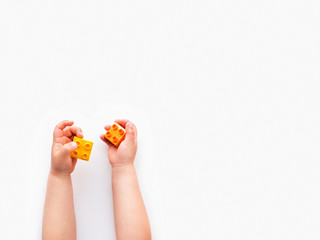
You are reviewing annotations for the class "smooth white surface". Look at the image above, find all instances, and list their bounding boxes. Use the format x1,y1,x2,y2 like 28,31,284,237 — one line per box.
1,0,320,239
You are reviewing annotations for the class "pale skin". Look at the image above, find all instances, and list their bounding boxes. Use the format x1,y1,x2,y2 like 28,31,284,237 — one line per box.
42,119,151,240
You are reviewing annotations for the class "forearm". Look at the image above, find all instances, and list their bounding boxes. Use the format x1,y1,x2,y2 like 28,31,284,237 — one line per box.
112,164,151,240
42,173,76,240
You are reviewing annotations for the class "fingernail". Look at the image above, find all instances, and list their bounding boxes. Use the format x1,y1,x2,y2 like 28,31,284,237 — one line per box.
71,142,77,148
127,122,133,129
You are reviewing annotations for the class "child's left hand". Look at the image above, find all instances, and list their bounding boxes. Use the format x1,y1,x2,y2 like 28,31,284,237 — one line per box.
51,120,83,176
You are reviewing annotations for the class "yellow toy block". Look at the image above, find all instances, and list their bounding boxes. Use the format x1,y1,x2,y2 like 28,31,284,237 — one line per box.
70,136,93,161
104,122,126,147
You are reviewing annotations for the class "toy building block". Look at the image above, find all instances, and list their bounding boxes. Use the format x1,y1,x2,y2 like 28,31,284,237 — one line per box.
70,136,93,161
104,122,126,147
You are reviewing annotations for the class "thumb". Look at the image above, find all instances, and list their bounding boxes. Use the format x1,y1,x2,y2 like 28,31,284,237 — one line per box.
60,141,78,157
124,122,137,145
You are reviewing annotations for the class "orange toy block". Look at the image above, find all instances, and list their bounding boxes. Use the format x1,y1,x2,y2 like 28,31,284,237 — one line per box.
104,122,126,147
70,136,93,161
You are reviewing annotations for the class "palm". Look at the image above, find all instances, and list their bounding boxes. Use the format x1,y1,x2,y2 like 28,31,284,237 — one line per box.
108,142,133,166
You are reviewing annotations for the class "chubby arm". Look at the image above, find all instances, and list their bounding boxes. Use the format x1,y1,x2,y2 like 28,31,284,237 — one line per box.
43,173,76,240
43,120,83,240
112,165,151,240
101,120,151,240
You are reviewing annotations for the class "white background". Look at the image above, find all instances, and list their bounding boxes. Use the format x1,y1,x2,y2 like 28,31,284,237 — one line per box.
1,0,320,239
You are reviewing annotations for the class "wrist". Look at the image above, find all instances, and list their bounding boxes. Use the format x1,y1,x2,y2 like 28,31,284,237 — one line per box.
112,163,135,175
49,169,72,179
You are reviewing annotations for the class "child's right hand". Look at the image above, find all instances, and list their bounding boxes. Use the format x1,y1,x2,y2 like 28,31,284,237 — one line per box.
100,119,137,168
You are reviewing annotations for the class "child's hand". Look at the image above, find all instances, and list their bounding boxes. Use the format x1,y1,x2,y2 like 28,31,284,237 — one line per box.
51,120,83,176
100,119,137,168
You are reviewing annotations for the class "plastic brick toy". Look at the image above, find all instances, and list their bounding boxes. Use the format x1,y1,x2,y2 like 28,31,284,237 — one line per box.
104,122,126,147
70,136,93,161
